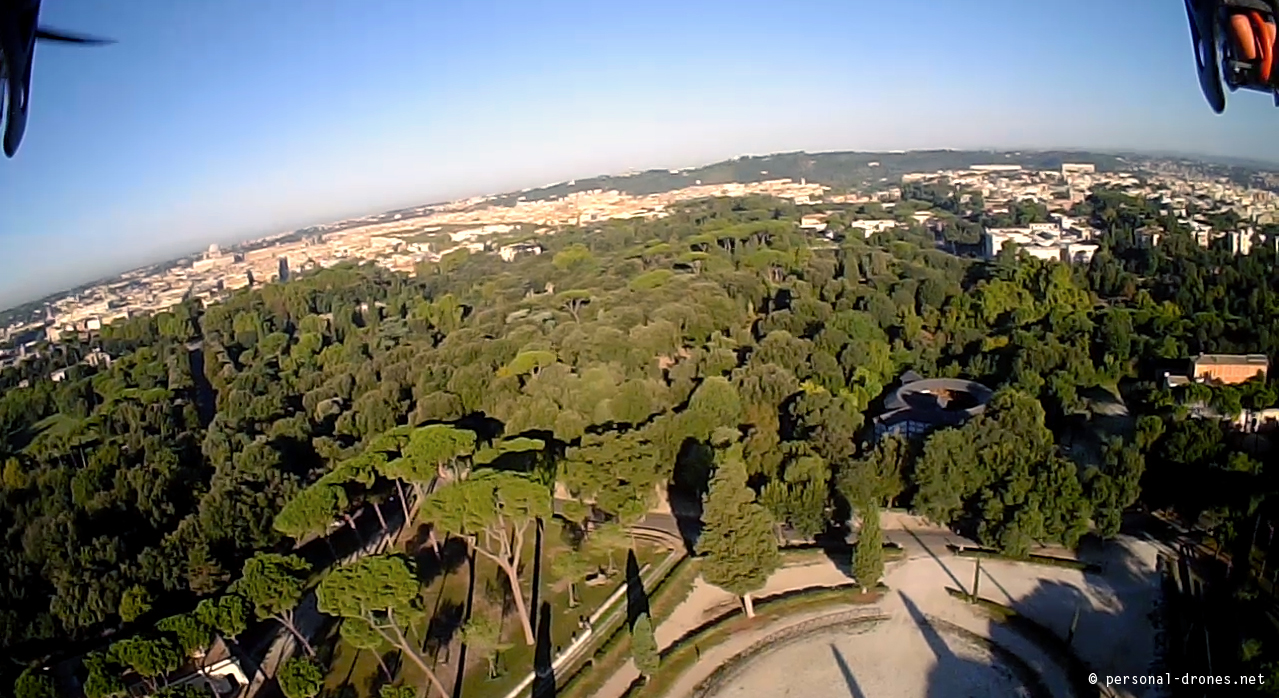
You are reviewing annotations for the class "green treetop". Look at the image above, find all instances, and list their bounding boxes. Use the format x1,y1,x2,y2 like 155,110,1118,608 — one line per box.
13,670,57,698
277,657,324,698
458,613,513,680
272,483,349,543
230,553,314,656
419,469,550,646
316,554,447,698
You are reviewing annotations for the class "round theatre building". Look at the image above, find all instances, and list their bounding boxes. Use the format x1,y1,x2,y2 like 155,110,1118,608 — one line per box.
871,373,994,442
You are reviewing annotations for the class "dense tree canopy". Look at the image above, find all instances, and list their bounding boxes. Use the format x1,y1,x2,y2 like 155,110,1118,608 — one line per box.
8,187,1279,693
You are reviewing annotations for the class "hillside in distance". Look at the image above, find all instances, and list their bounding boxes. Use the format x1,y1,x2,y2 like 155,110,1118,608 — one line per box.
482,149,1133,207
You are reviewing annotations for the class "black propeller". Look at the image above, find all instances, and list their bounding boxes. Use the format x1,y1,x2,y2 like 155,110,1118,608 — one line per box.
0,0,115,158
34,27,113,45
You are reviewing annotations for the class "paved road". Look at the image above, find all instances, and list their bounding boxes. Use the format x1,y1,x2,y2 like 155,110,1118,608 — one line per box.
637,512,684,538
639,509,980,558
885,526,975,557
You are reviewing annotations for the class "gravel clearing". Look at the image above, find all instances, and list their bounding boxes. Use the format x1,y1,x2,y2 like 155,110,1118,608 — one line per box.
594,523,1165,698
703,612,1043,698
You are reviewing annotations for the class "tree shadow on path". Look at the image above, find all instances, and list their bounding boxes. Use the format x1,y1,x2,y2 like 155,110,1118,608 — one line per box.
626,549,650,630
829,643,868,698
532,602,556,698
901,592,1052,698
903,525,967,592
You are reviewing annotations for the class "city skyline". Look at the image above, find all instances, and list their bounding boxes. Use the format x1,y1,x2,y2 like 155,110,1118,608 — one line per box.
7,152,1271,347
2,0,1277,308
0,143,1274,313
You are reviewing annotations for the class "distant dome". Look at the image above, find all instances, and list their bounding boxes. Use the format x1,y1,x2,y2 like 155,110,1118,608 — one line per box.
208,243,220,257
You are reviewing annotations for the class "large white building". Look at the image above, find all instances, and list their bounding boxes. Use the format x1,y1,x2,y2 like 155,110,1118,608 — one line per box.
1230,228,1256,255
848,219,898,237
1061,163,1097,175
983,224,1099,264
799,214,828,231
499,242,544,262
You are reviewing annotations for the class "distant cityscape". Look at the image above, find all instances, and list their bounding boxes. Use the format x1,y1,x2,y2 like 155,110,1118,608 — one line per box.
4,151,1279,373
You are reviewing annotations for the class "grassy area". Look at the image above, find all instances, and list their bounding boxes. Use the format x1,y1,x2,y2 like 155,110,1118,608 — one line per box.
622,584,886,698
393,223,495,245
320,535,910,698
21,412,96,453
399,231,454,248
555,556,700,698
321,625,390,698
457,535,662,698
321,517,666,698
950,546,1101,573
398,554,473,691
315,528,486,698
944,588,1104,698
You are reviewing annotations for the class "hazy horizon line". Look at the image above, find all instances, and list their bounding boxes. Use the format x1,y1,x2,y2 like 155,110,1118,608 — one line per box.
6,143,1273,315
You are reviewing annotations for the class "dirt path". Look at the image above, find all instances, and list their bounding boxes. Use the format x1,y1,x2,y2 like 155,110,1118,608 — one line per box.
694,606,1042,698
661,604,887,698
661,567,1078,698
591,560,857,698
591,530,1162,698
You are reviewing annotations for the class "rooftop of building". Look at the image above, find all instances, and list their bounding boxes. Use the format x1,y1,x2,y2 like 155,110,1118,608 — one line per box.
1193,353,1270,367
872,373,994,439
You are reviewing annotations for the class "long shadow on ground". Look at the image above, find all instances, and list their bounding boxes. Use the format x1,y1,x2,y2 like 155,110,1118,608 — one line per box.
532,602,556,698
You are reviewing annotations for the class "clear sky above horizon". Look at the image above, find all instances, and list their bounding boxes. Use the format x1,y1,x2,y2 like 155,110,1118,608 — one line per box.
0,0,1275,309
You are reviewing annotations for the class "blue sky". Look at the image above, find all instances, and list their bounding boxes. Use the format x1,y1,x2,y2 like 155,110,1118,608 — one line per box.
0,0,1274,308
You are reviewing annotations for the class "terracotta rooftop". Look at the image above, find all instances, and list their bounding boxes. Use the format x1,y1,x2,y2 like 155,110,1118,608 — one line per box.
1193,353,1269,367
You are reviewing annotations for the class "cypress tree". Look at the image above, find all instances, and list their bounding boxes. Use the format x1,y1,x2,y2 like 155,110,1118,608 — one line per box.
853,499,884,593
696,443,781,617
631,612,660,680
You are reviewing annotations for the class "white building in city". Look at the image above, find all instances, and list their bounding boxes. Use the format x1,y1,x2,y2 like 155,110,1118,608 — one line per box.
848,219,898,237
1061,163,1097,175
799,214,828,231
1229,228,1256,255
499,242,544,262
983,224,1099,264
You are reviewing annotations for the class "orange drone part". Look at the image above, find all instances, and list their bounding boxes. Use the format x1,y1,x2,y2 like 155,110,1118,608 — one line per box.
1255,11,1279,83
1231,13,1259,59
1226,10,1277,84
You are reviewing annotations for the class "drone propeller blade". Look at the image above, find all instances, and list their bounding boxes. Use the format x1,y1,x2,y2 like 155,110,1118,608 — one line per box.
34,27,115,45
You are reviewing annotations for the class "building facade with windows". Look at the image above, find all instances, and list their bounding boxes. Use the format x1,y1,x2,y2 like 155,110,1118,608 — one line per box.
1191,353,1269,385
